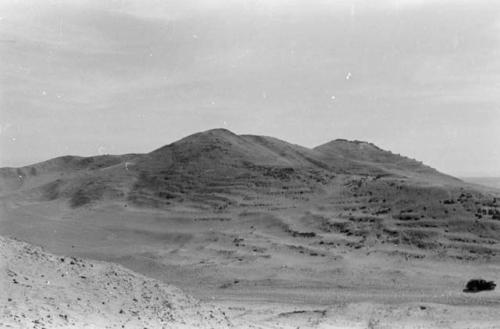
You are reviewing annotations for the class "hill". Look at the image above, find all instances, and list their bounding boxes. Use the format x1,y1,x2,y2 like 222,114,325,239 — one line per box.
0,128,465,209
2,128,500,328
2,129,499,250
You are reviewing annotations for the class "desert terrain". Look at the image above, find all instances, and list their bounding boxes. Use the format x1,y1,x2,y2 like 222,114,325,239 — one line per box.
462,177,500,190
0,236,231,328
1,129,500,328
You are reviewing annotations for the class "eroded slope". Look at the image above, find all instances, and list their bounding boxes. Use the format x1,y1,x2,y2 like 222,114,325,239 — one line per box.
0,236,231,329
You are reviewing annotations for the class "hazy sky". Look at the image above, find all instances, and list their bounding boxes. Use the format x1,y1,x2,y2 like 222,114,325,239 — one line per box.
1,0,499,176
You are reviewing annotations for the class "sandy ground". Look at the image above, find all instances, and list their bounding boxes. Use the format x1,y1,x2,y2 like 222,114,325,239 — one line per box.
0,236,231,328
221,300,500,329
3,236,500,329
2,199,500,328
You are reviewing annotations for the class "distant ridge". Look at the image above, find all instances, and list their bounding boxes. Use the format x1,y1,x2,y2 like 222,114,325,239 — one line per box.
0,128,461,209
461,177,500,190
0,129,445,177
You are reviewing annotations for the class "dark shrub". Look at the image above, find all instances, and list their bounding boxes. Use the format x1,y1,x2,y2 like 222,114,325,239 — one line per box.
463,279,496,293
289,230,316,238
158,191,176,199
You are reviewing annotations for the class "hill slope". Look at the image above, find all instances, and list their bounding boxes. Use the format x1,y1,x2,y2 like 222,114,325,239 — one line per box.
0,235,231,328
314,139,457,181
2,129,500,329
1,128,499,258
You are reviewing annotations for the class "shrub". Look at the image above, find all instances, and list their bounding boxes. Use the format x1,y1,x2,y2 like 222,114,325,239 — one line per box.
463,279,496,293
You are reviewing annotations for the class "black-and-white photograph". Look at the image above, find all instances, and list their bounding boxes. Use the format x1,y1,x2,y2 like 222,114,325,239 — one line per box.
1,0,499,328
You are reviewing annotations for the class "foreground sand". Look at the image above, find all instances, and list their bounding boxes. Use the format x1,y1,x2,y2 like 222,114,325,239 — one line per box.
0,236,231,329
222,300,500,329
2,233,500,329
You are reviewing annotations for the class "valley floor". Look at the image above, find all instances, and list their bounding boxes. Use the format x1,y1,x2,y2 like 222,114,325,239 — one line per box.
2,200,500,328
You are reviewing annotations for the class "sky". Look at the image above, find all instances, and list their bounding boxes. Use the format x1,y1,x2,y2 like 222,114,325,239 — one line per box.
0,0,499,176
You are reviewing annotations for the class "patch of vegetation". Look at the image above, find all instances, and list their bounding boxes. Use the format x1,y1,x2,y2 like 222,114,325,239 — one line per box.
374,207,391,215
70,189,91,208
399,230,438,249
393,213,421,221
41,180,62,201
286,228,316,238
463,279,496,293
69,181,106,208
263,167,295,180
194,217,231,221
157,191,176,199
